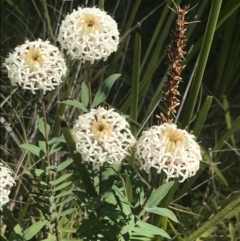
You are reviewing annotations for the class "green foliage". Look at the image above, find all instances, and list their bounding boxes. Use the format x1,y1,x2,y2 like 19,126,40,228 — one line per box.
59,99,88,112
92,74,121,107
81,82,89,107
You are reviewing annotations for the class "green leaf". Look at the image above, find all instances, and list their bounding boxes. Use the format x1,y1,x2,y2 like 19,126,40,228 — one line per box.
56,196,76,207
101,203,126,221
193,96,213,136
112,185,132,216
41,237,56,241
213,118,240,152
50,173,73,186
54,181,72,192
38,140,46,153
130,27,141,136
61,239,80,241
13,225,23,237
101,165,120,195
48,136,65,145
121,214,137,237
92,74,121,107
133,221,171,239
49,195,55,203
2,206,18,229
56,158,73,172
50,142,64,155
122,165,144,206
19,144,42,156
139,181,174,216
81,82,89,107
38,116,50,138
58,208,76,217
77,213,98,236
46,165,57,172
144,207,178,223
54,190,73,199
27,169,46,177
23,220,49,240
8,233,25,241
59,99,88,112
182,0,222,128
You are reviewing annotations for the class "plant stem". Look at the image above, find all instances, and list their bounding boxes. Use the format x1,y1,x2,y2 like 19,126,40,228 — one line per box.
40,91,51,171
86,61,92,108
40,0,55,42
41,91,60,241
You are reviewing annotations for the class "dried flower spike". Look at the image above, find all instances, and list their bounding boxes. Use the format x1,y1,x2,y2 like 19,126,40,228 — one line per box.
58,7,120,63
4,39,67,94
136,123,201,182
0,163,16,207
72,107,136,165
158,4,190,123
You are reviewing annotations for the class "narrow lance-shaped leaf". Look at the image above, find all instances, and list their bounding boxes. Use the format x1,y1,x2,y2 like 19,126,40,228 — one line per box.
81,81,89,107
59,99,88,112
182,0,223,128
193,96,213,136
92,74,121,107
144,207,178,223
23,220,49,240
19,144,42,157
139,181,174,217
38,114,50,138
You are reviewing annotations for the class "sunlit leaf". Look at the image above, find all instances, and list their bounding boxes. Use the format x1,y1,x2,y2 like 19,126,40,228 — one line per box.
19,144,42,156
145,207,178,223
56,158,73,172
50,173,73,186
59,99,88,112
81,81,89,107
23,220,49,240
92,74,121,107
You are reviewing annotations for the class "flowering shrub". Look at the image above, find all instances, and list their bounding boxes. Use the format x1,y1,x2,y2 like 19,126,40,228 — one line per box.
2,2,236,241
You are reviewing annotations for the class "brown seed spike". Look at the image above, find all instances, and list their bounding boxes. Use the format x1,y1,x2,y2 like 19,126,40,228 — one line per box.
157,2,191,124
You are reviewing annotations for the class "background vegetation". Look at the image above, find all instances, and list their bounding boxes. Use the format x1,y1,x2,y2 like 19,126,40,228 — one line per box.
1,0,240,240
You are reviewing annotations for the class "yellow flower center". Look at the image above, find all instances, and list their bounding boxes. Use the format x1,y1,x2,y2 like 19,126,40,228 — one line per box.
80,15,100,34
91,119,112,139
25,47,43,71
163,127,185,152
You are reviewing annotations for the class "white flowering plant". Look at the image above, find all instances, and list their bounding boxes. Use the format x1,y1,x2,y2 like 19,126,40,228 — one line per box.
1,1,239,241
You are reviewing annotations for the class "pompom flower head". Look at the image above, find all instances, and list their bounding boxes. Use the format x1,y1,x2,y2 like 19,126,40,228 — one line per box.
58,7,120,63
0,163,16,207
136,123,201,182
72,107,136,165
4,39,67,94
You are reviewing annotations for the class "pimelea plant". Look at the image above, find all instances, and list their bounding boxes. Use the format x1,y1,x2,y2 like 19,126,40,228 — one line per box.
1,1,239,241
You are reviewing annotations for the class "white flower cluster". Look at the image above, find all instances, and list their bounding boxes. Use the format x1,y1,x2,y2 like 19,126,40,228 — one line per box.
0,163,16,207
136,123,201,182
58,7,119,63
72,107,136,165
4,39,67,94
